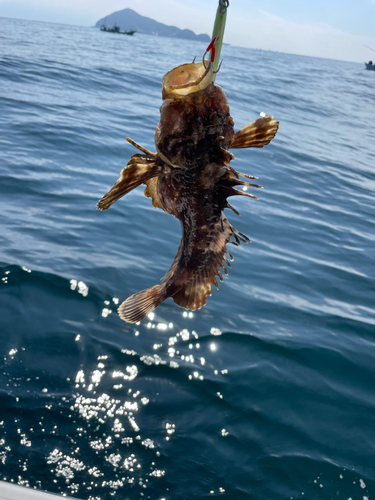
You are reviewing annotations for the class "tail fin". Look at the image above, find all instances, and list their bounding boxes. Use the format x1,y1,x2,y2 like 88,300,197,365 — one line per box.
230,116,279,149
118,284,166,323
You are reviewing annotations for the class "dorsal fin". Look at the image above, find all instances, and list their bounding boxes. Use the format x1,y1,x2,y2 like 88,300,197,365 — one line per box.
170,213,248,311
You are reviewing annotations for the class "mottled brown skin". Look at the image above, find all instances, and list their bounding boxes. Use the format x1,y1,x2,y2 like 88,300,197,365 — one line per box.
97,62,279,323
156,82,234,167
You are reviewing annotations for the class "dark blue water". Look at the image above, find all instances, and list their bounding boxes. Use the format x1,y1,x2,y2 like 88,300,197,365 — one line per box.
1,17,375,500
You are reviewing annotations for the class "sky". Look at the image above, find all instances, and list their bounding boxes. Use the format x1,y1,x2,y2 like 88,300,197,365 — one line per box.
1,0,375,63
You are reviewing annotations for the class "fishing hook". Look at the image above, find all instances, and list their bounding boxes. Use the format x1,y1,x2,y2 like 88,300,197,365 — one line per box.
203,36,219,69
202,37,223,74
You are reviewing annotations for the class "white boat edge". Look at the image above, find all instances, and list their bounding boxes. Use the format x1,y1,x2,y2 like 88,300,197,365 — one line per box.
0,481,81,500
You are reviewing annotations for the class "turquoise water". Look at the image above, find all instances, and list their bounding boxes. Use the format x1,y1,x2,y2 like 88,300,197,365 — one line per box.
1,17,375,500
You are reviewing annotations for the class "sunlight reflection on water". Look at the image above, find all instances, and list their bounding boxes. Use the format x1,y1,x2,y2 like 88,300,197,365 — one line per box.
34,309,230,498
0,266,374,499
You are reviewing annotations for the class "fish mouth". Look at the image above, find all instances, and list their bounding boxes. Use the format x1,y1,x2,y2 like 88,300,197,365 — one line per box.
162,61,213,99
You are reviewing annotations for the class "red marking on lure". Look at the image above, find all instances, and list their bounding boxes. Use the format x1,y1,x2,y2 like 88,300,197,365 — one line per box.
206,36,219,62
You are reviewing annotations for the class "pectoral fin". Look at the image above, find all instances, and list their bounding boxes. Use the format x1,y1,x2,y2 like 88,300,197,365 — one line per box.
230,116,279,149
97,137,171,210
144,177,164,210
97,157,164,210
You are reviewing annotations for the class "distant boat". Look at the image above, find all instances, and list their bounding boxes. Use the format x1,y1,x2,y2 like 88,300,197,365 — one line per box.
100,23,136,35
365,60,375,70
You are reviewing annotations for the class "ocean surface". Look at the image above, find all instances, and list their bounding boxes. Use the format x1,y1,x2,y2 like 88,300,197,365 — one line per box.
0,16,374,500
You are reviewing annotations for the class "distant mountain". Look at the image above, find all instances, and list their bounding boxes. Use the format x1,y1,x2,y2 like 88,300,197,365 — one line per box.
95,8,210,43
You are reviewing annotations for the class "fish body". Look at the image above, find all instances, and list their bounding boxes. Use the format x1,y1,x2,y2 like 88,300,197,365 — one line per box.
98,61,279,323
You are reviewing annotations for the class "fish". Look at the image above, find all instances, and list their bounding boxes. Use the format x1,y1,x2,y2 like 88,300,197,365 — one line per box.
97,59,279,323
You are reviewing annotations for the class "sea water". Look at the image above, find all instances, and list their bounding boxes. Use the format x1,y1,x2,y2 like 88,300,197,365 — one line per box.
0,17,374,500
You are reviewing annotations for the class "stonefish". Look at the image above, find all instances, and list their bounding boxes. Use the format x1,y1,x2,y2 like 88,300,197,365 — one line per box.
98,60,279,323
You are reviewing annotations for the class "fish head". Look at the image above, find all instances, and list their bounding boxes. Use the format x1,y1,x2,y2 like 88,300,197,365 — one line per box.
156,60,233,168
162,61,213,100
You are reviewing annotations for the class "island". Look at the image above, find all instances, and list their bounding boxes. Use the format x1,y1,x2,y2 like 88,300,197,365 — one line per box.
95,8,210,42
